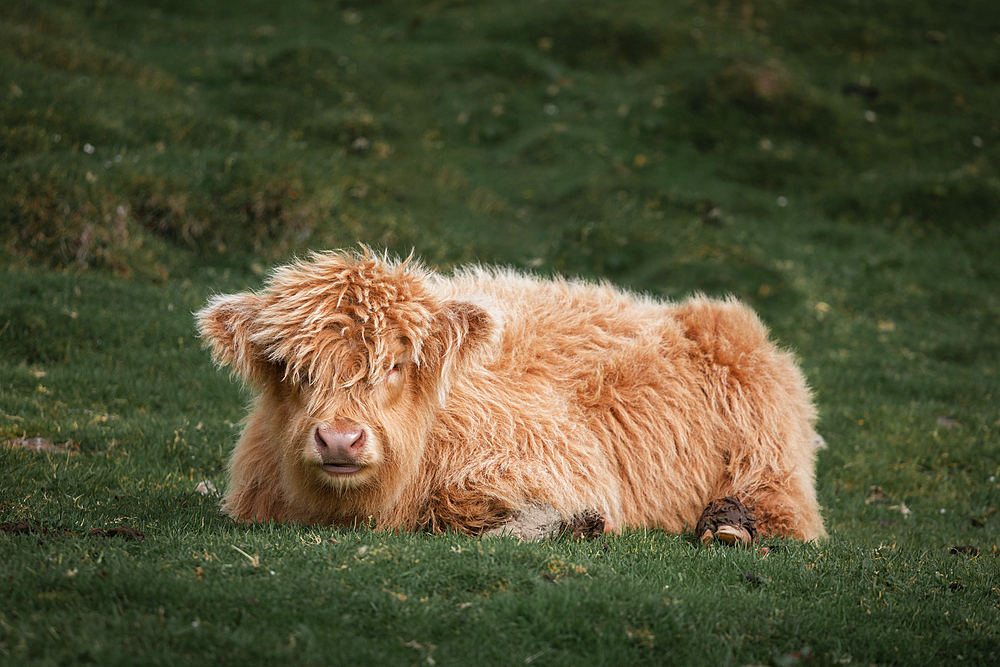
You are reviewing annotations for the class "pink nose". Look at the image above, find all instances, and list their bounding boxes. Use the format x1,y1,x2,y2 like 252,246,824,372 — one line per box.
314,422,366,462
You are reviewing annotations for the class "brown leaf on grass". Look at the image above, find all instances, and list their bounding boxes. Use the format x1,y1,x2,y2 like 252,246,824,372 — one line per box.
889,503,912,518
5,437,79,453
865,486,887,504
401,639,437,665
756,544,790,557
624,627,655,647
776,645,814,666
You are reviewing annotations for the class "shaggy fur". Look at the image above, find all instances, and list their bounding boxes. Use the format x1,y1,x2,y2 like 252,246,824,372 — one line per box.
197,249,825,540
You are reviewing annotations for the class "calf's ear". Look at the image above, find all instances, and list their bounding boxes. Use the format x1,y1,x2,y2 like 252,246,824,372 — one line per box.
432,298,499,380
196,292,276,387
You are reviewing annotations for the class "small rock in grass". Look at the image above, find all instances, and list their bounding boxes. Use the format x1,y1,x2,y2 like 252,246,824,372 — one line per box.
194,480,218,496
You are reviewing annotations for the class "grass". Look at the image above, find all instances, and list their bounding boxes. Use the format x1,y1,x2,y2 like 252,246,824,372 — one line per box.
2,0,999,664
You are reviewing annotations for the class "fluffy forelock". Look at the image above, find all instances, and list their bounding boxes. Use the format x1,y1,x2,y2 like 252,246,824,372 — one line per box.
248,249,439,390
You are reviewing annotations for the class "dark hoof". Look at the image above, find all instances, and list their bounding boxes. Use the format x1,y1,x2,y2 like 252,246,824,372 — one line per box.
696,496,758,547
561,510,605,539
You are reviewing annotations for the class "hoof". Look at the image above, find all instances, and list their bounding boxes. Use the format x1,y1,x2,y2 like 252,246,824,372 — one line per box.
561,509,606,539
713,524,752,546
695,496,758,547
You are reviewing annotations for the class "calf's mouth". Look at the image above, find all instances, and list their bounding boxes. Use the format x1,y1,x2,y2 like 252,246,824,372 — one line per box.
313,423,367,477
321,463,362,475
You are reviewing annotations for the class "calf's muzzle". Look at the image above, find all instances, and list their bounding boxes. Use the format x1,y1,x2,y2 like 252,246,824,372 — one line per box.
314,421,366,474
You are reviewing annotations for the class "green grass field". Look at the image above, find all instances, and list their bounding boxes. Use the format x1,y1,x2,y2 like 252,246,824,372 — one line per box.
2,0,999,664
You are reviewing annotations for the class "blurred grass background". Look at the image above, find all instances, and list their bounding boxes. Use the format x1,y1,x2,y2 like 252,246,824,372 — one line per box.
2,1,999,664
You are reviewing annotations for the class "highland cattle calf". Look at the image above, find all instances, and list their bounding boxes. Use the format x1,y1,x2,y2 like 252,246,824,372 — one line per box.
197,250,825,543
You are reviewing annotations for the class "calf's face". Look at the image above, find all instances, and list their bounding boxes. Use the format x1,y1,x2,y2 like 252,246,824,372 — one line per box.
286,330,438,496
196,252,495,512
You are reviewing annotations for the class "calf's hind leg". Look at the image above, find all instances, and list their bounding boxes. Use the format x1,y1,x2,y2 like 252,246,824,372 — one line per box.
701,467,825,545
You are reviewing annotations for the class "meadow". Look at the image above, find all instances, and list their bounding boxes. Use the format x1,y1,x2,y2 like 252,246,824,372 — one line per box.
2,0,999,664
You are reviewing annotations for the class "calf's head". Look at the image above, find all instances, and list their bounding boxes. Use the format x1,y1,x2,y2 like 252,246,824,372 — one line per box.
197,250,496,520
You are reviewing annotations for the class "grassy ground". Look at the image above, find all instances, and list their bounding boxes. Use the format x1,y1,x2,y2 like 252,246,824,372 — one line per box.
2,0,999,664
